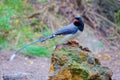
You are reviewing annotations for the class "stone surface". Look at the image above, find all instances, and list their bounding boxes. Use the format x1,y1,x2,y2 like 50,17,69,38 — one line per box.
49,41,112,80
3,72,34,80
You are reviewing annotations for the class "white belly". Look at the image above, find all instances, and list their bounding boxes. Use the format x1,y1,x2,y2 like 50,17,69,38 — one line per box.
63,31,81,42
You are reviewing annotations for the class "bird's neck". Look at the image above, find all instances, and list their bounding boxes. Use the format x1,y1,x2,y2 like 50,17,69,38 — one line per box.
73,22,80,27
73,22,84,32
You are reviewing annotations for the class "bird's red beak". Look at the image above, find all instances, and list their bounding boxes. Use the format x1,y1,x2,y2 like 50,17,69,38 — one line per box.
73,19,79,23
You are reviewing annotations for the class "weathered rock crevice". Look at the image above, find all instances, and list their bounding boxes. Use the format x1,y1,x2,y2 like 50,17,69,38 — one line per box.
49,41,112,80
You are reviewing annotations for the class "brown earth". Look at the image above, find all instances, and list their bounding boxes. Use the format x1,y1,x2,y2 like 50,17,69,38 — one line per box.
98,50,120,80
0,50,50,80
0,49,120,80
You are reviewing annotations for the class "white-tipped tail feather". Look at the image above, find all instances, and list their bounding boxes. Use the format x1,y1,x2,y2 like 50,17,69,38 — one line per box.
9,34,56,61
9,54,16,61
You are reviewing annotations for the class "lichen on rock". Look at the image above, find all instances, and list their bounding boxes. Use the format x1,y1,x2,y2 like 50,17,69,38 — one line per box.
49,41,112,80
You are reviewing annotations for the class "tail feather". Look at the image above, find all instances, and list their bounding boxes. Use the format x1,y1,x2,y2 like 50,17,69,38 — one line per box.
9,34,56,61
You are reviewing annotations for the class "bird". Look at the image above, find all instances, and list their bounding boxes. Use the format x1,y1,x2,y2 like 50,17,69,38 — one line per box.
9,16,84,61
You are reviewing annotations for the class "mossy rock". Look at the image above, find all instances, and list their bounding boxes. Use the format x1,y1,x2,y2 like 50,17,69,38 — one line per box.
49,41,112,80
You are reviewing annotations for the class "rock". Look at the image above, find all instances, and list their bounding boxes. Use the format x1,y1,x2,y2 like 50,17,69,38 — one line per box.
49,41,112,80
2,72,34,80
0,72,2,80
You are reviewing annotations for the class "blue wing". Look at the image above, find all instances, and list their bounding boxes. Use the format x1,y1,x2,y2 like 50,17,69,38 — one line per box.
54,23,78,35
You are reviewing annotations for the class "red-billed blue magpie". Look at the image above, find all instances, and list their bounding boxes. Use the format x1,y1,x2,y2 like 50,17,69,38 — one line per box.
9,16,84,61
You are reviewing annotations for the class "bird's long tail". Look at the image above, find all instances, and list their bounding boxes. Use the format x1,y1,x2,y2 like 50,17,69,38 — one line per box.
9,34,56,61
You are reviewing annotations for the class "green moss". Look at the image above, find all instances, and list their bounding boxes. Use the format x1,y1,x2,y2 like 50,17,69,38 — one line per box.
82,70,89,80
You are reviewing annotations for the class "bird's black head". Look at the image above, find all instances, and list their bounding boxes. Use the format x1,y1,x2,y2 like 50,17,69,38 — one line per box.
73,16,84,32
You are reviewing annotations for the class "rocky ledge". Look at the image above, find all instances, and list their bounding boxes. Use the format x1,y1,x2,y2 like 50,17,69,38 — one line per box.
49,41,112,80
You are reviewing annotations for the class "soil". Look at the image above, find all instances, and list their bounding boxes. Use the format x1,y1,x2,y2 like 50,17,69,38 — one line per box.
0,49,120,80
0,50,50,80
98,50,120,80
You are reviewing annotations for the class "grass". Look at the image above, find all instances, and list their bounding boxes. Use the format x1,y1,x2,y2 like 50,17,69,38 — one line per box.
0,0,63,57
38,0,48,3
23,46,51,57
13,28,56,57
0,36,8,49
0,0,19,49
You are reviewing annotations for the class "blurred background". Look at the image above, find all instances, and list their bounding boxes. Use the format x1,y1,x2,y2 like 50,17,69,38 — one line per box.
0,0,120,79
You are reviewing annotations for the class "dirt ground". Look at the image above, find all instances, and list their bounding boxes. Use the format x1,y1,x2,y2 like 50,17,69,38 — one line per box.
0,30,120,80
98,50,120,80
0,50,120,80
0,50,50,80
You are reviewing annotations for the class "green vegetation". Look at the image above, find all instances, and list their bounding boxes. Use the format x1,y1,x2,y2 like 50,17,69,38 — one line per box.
38,0,48,3
0,36,8,49
115,10,120,25
0,0,24,31
0,0,55,57
0,0,22,49
1,0,119,57
23,46,51,57
2,0,23,12
115,10,120,33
